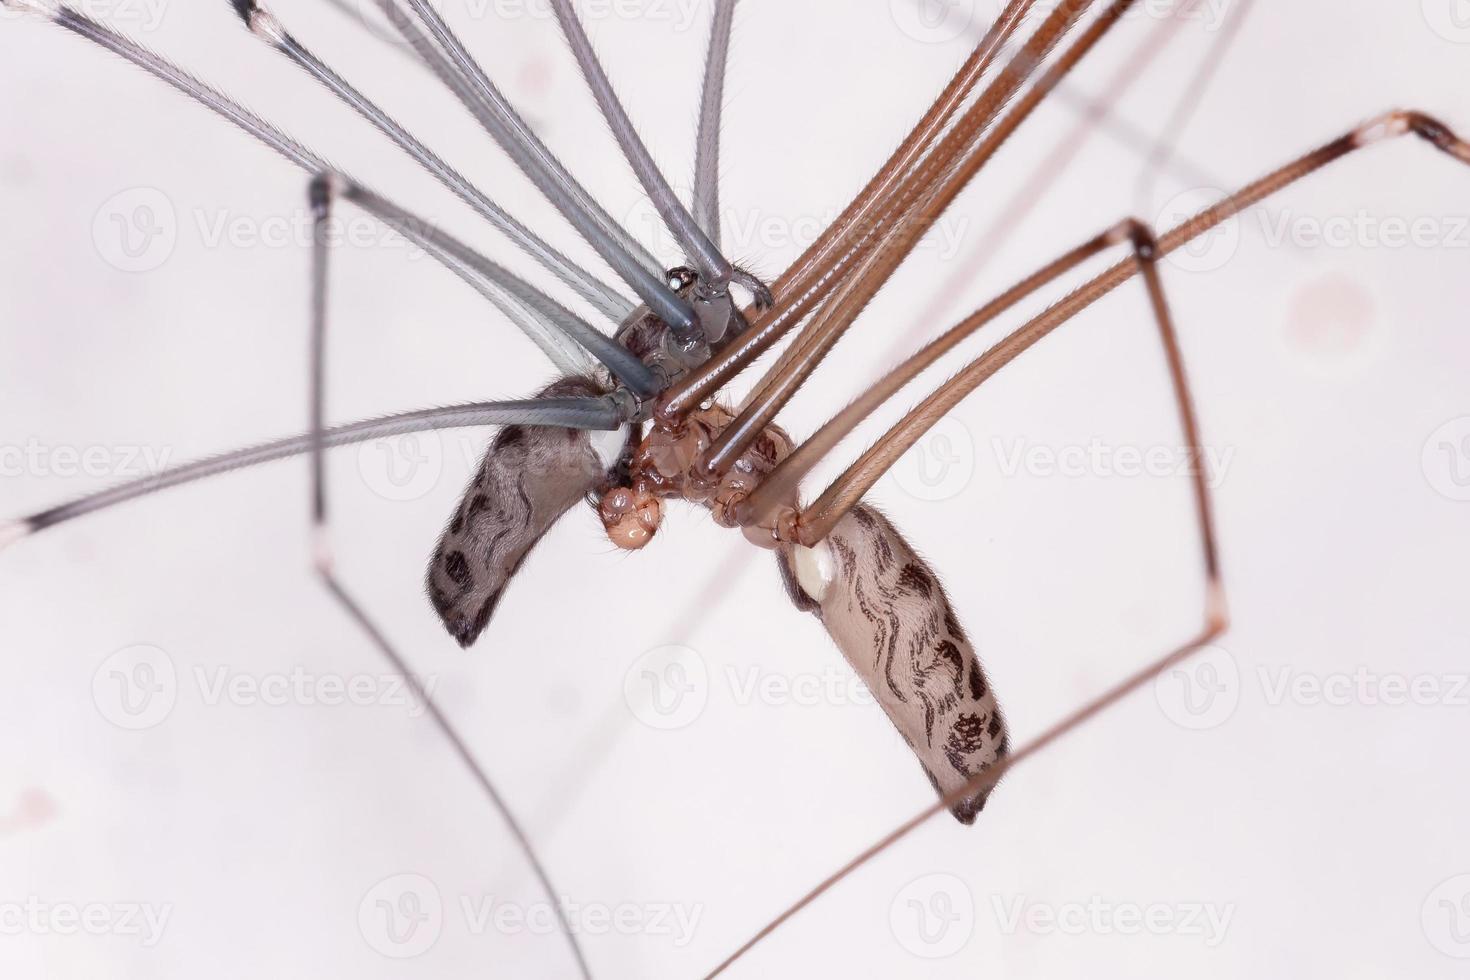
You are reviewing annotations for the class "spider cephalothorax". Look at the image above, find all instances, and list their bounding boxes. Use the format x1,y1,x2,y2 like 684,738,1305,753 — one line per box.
597,401,799,551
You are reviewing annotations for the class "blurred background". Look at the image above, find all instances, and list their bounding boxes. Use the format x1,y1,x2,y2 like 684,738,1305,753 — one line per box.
2,0,1468,976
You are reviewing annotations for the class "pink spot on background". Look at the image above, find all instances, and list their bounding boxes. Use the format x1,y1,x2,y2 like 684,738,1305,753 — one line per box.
1284,274,1376,360
0,788,57,837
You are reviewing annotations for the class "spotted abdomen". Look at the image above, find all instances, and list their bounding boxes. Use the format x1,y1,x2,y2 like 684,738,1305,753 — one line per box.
780,505,1008,823
426,377,626,647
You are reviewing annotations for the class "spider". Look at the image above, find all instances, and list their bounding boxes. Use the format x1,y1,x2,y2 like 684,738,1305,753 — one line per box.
2,0,1467,976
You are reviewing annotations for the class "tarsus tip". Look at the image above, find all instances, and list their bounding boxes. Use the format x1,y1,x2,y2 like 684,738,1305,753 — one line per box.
2,0,60,16
0,520,31,554
310,526,334,576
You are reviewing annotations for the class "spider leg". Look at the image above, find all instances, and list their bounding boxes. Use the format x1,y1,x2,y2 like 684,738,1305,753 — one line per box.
707,119,1470,968
708,214,1238,980
548,0,750,307
375,0,701,340
1,400,626,544
341,182,661,397
692,0,737,250
304,176,593,980
232,0,633,324
23,2,629,379
739,219,1149,524
798,110,1470,541
697,0,1121,475
654,0,1061,422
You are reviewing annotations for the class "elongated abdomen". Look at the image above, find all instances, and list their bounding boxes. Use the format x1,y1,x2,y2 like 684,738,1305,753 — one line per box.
779,505,1008,823
426,377,626,647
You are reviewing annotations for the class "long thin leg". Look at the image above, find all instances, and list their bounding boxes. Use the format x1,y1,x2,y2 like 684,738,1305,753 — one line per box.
798,110,1470,543
845,0,1239,420
738,219,1144,525
375,0,701,340
704,623,1229,979
548,0,757,303
305,176,592,980
705,216,1247,980
1,397,625,543
235,0,632,324
1132,0,1257,212
698,0,1122,475
654,0,1054,422
28,2,631,381
693,0,737,248
340,181,660,397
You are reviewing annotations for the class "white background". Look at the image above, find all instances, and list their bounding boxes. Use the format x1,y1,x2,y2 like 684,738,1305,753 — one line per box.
2,0,1469,976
